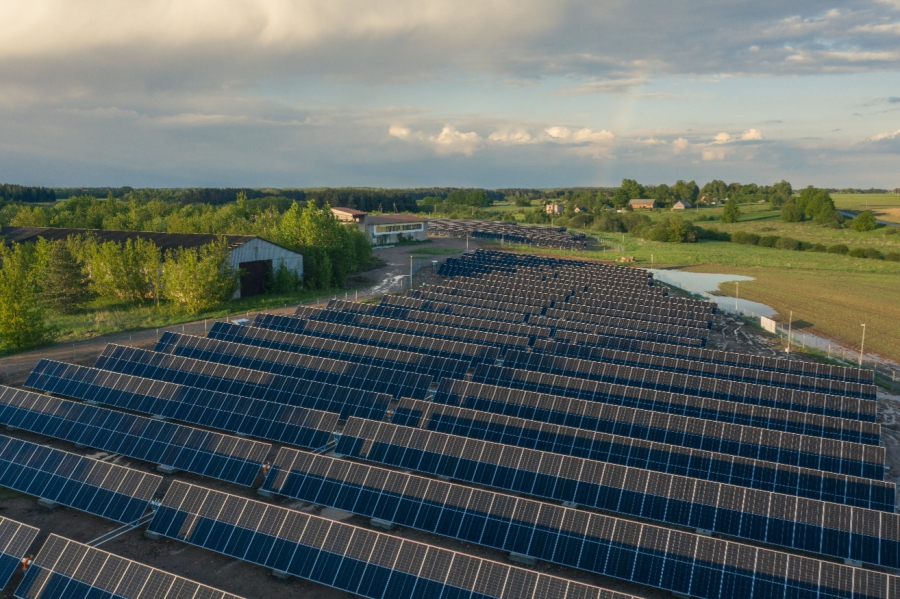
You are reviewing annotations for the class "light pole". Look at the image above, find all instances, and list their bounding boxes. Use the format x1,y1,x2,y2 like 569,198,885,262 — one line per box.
735,281,739,312
787,310,793,353
859,324,866,367
410,255,414,289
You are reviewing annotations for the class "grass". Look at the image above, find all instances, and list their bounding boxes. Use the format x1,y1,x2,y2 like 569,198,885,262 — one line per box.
683,265,900,363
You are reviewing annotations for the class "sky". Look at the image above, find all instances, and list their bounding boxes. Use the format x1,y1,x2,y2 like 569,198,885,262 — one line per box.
1,1,899,189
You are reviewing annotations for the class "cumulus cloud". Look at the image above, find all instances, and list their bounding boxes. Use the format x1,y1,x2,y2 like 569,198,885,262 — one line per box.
672,138,690,153
544,127,615,143
714,132,732,144
389,124,482,155
742,128,763,140
872,129,900,141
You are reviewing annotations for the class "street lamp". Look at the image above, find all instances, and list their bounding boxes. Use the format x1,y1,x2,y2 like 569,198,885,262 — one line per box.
859,324,866,367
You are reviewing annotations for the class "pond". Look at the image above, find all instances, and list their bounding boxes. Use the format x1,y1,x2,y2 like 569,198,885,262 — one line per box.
648,269,778,318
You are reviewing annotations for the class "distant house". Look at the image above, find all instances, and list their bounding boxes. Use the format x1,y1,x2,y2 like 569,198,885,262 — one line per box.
331,207,367,225
545,203,565,215
0,226,302,298
628,199,656,210
672,200,692,210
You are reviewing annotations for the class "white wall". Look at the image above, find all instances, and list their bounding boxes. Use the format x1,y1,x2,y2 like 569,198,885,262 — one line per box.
229,237,303,276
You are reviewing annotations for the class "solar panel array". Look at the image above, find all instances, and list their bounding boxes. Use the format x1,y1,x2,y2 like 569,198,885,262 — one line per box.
0,433,160,524
147,481,635,599
16,534,244,599
9,247,893,599
0,517,38,589
429,218,590,249
0,385,269,486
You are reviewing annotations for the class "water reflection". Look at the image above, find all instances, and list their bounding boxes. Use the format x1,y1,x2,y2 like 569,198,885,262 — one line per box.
648,269,777,318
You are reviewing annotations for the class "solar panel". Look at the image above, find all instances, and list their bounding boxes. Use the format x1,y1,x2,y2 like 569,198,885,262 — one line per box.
0,385,270,487
0,517,38,589
15,534,243,599
152,333,435,401
533,339,877,399
473,364,877,423
435,378,880,457
0,433,160,524
94,344,396,415
94,337,422,404
263,447,900,571
148,480,633,599
499,350,867,418
202,323,470,381
25,360,337,451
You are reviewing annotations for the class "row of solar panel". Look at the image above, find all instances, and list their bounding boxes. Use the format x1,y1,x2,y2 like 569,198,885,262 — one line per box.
497,351,873,415
473,364,877,423
26,360,338,450
412,288,714,330
434,377,881,453
534,340,875,398
539,334,872,383
0,386,268,486
263,446,900,571
393,397,883,482
526,314,710,344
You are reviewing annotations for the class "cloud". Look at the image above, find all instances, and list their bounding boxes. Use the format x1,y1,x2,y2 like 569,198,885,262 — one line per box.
714,132,732,144
742,128,763,140
558,78,646,95
389,124,482,155
544,127,614,143
702,147,729,161
672,138,690,153
872,129,900,141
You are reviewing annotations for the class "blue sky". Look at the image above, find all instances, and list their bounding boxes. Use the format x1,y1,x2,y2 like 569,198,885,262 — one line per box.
1,0,899,188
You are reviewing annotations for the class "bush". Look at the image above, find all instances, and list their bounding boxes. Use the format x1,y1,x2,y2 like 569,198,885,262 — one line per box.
730,231,760,245
695,227,730,241
810,244,827,252
569,213,594,228
799,241,814,251
721,198,741,223
851,211,878,232
774,237,800,251
757,235,778,247
886,251,900,261
827,244,849,254
781,202,804,222
885,228,898,235
848,248,867,258
865,248,884,260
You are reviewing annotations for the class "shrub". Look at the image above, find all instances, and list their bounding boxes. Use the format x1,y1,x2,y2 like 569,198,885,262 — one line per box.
851,211,878,232
730,231,760,245
758,235,779,247
799,241,814,251
885,227,898,235
810,244,827,252
721,198,741,223
569,213,594,228
886,251,900,262
781,202,804,222
848,248,867,258
774,237,800,251
864,248,884,260
695,227,730,241
827,244,849,254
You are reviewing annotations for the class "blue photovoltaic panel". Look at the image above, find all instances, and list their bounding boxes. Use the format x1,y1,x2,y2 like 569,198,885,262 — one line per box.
15,534,244,599
0,434,160,524
472,364,877,423
372,408,899,566
393,397,883,480
147,481,639,599
0,517,38,590
264,447,900,575
201,324,470,381
434,378,880,448
24,360,337,451
148,334,433,399
0,385,270,487
94,345,391,420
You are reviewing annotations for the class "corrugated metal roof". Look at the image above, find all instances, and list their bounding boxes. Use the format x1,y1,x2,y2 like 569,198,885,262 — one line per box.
0,227,268,253
331,207,367,216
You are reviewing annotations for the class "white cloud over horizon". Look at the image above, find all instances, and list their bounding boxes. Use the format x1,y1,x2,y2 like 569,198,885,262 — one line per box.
0,0,899,187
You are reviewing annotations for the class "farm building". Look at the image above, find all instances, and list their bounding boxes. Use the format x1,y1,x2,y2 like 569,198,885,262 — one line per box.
672,200,692,210
330,208,429,244
0,226,303,298
628,199,656,209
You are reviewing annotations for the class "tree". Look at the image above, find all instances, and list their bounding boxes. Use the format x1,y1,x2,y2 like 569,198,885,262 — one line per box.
851,211,877,232
162,238,239,314
771,180,792,206
0,243,49,349
40,241,93,313
796,186,840,225
672,180,700,204
721,198,742,223
86,238,160,302
620,179,646,200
